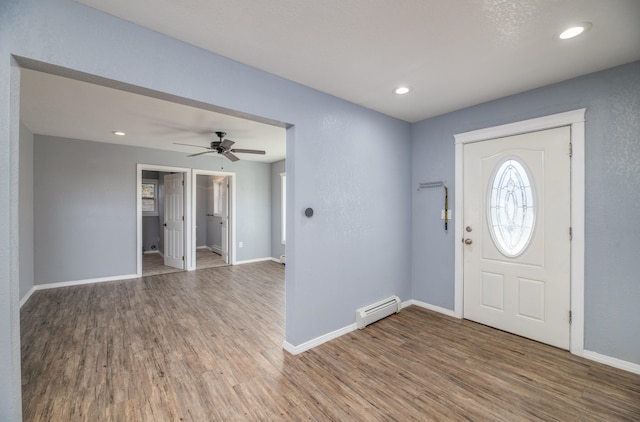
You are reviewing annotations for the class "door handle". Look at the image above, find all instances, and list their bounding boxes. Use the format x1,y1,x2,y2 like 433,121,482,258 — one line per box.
464,238,472,245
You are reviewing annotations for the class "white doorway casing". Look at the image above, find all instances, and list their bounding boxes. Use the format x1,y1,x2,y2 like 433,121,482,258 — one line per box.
454,108,586,357
191,169,237,269
136,164,192,276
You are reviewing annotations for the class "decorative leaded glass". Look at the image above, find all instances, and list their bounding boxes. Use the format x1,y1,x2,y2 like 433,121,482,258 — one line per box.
488,159,535,257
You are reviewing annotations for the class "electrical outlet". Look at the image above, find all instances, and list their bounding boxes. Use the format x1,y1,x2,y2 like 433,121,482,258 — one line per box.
239,241,244,248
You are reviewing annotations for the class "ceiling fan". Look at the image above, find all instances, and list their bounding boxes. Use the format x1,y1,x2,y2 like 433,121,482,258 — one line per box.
175,131,265,162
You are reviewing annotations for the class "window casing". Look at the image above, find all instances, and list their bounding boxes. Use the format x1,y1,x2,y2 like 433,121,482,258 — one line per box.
141,179,158,216
213,180,223,217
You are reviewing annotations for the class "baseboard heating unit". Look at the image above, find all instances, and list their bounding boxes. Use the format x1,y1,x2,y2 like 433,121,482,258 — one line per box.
356,295,401,329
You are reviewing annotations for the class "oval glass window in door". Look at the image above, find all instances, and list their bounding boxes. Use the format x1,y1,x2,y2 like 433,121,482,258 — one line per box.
488,158,536,257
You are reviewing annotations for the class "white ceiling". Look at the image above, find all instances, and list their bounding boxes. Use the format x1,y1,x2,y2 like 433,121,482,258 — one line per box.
20,69,287,163
75,0,640,123
21,1,640,159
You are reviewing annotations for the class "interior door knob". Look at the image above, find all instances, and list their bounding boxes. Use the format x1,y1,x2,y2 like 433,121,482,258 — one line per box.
464,238,473,245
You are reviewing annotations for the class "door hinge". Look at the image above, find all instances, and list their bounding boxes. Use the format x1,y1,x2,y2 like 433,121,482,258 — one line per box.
182,180,184,186
569,310,572,324
569,142,573,157
182,256,184,261
182,216,184,221
569,227,572,240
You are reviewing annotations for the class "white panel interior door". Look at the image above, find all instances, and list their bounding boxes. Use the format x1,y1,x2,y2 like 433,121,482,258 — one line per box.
463,126,571,349
164,173,184,269
221,178,229,264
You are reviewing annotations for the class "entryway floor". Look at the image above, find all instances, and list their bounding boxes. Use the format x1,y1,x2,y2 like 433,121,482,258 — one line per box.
142,249,227,277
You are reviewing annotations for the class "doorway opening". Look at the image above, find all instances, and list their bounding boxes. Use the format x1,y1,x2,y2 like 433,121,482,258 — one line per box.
137,164,191,277
193,170,236,270
454,108,586,356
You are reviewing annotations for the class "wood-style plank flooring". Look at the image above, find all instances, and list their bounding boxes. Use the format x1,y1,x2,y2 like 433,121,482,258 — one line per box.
21,262,640,421
142,249,227,277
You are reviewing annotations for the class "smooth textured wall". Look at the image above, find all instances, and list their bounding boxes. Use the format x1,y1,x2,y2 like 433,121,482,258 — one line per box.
33,135,273,284
19,123,34,301
1,0,411,417
412,61,640,365
142,217,160,252
271,160,286,260
141,171,161,252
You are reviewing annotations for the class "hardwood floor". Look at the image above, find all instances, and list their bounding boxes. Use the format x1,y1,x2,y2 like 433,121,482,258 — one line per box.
142,249,228,277
195,248,227,270
21,262,640,421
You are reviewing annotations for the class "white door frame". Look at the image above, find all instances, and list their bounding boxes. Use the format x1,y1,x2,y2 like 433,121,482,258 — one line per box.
136,164,192,276
453,108,586,357
191,169,236,268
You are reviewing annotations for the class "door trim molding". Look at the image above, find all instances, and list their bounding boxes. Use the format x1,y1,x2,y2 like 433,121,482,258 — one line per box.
453,108,586,356
136,164,192,277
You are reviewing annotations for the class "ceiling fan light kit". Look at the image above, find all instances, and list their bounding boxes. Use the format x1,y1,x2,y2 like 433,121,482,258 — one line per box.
174,131,266,161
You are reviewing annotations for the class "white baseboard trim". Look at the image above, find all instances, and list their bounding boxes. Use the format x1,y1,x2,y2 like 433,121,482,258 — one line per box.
584,350,640,375
143,250,159,255
32,273,139,292
196,245,209,250
235,257,275,265
270,257,283,264
19,286,36,308
211,245,222,254
404,299,459,318
283,323,358,355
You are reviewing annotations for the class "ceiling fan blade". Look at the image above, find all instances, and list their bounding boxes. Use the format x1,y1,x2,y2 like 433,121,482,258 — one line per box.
231,148,266,155
224,152,240,162
174,142,210,149
188,150,216,157
220,139,235,149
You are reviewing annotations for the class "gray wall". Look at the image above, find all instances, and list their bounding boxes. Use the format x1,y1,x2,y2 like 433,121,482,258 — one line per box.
19,123,34,300
33,135,273,284
142,217,160,252
141,170,161,253
412,61,640,365
1,0,407,417
271,160,286,259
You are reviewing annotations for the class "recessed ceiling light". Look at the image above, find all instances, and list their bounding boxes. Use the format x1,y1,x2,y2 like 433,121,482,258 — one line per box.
558,23,592,40
394,86,411,95
112,130,126,136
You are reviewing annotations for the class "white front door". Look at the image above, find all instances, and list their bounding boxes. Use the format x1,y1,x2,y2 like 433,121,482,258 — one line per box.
463,126,571,349
164,173,184,269
221,178,229,264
